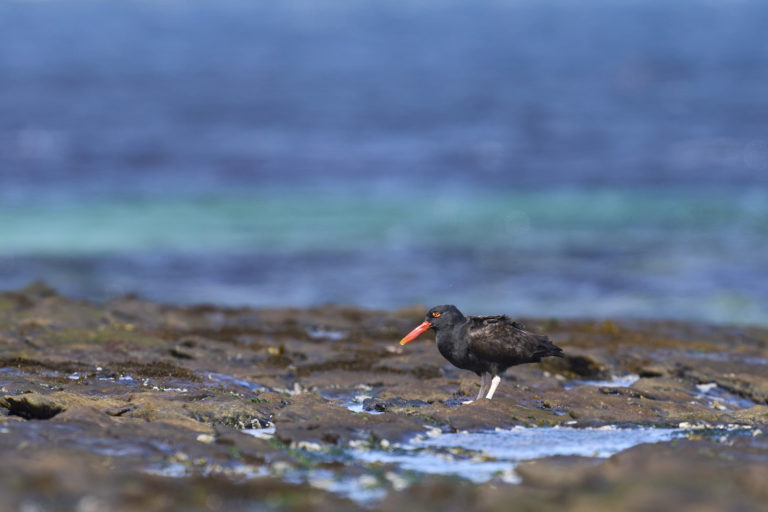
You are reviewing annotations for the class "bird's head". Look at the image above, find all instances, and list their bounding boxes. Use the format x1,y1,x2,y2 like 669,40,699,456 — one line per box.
399,305,465,345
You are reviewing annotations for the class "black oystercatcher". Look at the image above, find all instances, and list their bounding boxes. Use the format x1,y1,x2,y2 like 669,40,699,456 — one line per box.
399,305,563,402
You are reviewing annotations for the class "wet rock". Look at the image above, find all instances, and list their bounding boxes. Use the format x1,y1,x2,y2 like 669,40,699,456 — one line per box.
372,355,444,379
2,285,768,510
1,390,124,419
515,455,603,487
274,393,427,445
728,405,768,425
362,397,431,412
2,393,64,419
707,373,767,405
421,398,565,431
49,406,115,428
539,351,612,379
0,449,358,512
300,369,408,390
626,377,694,402
636,363,670,378
559,385,724,426
110,360,200,381
213,425,281,460
182,391,284,429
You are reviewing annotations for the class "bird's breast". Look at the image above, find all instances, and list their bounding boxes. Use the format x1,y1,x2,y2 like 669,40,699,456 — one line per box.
435,326,472,368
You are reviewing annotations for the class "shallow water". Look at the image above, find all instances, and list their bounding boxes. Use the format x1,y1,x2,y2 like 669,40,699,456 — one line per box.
238,424,688,501
145,460,269,480
317,388,386,415
206,372,267,393
344,397,384,415
355,426,683,483
305,327,347,341
241,427,276,440
565,374,641,390
695,382,757,410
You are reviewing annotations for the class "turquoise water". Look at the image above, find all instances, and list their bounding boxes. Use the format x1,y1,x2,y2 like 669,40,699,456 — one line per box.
3,188,766,254
1,187,766,324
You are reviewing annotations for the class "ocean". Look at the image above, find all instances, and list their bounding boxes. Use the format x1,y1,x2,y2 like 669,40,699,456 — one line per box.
1,0,767,324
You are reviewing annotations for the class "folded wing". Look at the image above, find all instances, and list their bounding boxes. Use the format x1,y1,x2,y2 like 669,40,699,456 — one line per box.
467,315,563,366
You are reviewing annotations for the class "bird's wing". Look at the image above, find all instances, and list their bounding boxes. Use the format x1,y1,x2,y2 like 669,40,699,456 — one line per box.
467,315,562,365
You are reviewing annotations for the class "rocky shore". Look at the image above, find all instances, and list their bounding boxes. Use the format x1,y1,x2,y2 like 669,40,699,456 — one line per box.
1,283,767,511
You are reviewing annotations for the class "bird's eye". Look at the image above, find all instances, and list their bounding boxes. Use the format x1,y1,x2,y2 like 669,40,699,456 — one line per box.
432,312,441,318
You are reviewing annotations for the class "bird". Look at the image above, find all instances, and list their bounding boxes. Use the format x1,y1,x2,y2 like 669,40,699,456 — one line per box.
399,304,563,403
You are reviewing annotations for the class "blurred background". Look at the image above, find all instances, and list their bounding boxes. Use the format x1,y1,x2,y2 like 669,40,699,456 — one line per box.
0,0,766,324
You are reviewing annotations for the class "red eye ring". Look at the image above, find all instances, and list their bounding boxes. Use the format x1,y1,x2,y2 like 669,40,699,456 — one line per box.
432,312,441,318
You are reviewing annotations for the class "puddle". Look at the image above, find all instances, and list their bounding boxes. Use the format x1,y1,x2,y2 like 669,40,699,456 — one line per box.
566,374,640,389
206,372,268,392
417,426,678,459
0,367,28,377
695,382,756,410
145,462,190,478
241,423,689,501
354,426,682,483
346,395,385,415
317,389,386,415
242,427,275,439
740,356,768,366
358,447,515,483
241,429,390,502
145,461,269,479
95,375,140,387
151,386,189,393
306,327,347,341
93,373,189,393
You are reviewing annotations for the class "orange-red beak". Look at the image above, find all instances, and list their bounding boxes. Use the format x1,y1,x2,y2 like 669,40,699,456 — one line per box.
399,321,432,345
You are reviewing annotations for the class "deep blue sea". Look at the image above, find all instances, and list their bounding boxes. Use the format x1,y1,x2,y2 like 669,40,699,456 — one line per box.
1,0,767,324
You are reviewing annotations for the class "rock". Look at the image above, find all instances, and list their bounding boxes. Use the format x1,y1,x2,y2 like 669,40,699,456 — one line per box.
629,377,695,402
1,391,123,420
2,286,768,510
636,363,670,377
50,406,115,428
362,397,430,412
2,393,64,419
182,391,283,429
372,355,443,379
727,405,768,425
274,393,427,445
539,351,612,379
515,455,602,487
